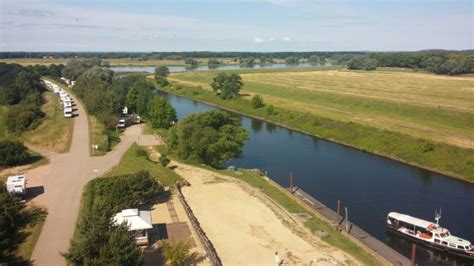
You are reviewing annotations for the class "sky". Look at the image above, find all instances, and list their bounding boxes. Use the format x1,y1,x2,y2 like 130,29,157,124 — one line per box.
0,0,472,52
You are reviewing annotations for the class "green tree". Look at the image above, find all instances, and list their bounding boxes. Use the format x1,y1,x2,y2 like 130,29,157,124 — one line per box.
0,140,30,167
98,225,144,266
251,95,264,109
208,58,221,66
308,55,320,64
147,96,177,129
184,57,198,66
211,73,243,100
168,111,249,167
0,183,25,263
347,56,378,71
285,56,299,64
6,104,45,134
162,240,191,266
159,154,171,167
154,66,170,87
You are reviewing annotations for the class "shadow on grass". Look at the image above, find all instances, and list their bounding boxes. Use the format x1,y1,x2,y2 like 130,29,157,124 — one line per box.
7,206,47,266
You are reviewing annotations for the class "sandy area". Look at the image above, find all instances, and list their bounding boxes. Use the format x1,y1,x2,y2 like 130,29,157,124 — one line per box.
171,161,358,265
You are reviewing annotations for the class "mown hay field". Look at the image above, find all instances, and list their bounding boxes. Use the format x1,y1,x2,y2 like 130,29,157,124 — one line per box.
170,69,474,149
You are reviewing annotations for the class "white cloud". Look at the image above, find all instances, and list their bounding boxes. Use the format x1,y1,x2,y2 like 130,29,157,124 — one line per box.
282,36,291,42
254,36,265,43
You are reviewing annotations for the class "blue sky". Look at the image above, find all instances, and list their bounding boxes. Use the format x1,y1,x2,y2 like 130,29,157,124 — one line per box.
0,0,472,51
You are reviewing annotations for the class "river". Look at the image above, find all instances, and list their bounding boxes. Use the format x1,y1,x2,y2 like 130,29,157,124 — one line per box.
158,91,474,266
110,62,330,73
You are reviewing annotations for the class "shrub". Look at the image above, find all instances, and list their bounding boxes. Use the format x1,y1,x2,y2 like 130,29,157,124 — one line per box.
0,140,30,167
251,95,264,109
162,240,191,266
135,148,148,158
419,139,436,153
266,104,276,116
159,154,170,167
6,104,45,134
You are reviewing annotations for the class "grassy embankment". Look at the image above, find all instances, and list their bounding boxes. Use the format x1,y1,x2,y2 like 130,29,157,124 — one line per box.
163,68,474,182
22,92,74,153
105,142,181,186
0,91,73,153
154,144,382,265
14,207,47,263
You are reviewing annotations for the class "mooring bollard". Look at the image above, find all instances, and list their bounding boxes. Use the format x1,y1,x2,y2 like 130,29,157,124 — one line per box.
345,207,349,232
411,244,416,266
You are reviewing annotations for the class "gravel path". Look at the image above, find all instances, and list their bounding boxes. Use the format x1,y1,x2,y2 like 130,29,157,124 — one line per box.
29,85,144,265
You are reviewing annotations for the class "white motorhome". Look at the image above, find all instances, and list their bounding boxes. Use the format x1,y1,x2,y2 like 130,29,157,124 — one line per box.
64,107,73,118
6,175,26,196
64,101,72,108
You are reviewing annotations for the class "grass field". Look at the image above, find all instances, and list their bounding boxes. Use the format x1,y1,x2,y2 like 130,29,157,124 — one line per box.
161,68,474,182
105,143,181,186
22,92,74,153
170,68,474,149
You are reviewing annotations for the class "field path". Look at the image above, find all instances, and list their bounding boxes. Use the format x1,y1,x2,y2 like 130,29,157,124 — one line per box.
29,83,143,265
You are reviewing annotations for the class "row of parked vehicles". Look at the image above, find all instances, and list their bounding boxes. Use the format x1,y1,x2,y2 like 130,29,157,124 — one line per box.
43,79,75,118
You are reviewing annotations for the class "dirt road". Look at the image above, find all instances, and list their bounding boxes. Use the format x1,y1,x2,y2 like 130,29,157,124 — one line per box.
29,86,145,265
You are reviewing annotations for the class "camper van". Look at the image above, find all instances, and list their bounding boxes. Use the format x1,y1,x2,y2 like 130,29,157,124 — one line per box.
6,175,26,196
64,107,73,118
64,101,72,108
117,118,126,128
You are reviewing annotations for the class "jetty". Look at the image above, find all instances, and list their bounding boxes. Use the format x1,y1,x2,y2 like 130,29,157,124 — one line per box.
290,186,411,266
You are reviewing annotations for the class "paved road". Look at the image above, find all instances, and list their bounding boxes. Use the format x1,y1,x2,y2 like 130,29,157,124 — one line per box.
30,85,143,265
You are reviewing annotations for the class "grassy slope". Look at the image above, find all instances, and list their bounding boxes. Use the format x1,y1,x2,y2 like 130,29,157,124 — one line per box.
14,207,47,262
154,145,382,266
170,69,474,148
157,76,474,182
105,143,181,186
22,92,74,153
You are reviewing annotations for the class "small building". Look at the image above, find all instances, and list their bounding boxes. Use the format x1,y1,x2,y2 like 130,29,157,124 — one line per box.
113,209,153,245
6,175,26,196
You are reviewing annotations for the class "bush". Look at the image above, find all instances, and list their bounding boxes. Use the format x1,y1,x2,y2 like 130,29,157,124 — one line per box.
135,148,148,158
159,154,170,167
162,240,191,266
6,104,45,134
419,139,436,153
0,140,30,167
266,104,277,116
251,95,264,109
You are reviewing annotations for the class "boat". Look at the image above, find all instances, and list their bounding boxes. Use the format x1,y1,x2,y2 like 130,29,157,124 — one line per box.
386,211,474,260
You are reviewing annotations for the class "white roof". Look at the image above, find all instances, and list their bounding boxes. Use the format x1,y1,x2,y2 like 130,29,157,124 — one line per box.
64,107,73,112
113,209,153,231
7,175,26,184
388,212,434,228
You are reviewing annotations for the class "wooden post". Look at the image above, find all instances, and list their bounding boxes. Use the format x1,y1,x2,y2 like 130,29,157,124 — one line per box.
290,172,294,193
345,207,349,232
336,200,340,226
410,244,416,266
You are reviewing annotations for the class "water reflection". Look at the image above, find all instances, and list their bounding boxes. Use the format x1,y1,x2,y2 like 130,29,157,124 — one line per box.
251,119,263,133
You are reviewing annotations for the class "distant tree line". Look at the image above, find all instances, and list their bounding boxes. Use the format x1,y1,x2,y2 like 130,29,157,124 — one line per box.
346,52,473,75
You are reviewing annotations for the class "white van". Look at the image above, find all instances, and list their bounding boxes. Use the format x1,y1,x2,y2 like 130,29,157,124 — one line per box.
64,101,72,108
6,175,26,196
64,107,73,118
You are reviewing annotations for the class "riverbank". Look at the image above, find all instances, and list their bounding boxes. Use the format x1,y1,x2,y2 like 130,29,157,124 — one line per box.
153,145,385,265
155,83,474,183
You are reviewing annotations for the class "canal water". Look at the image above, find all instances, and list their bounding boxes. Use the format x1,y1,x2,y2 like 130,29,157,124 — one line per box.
110,62,330,73
159,91,474,266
